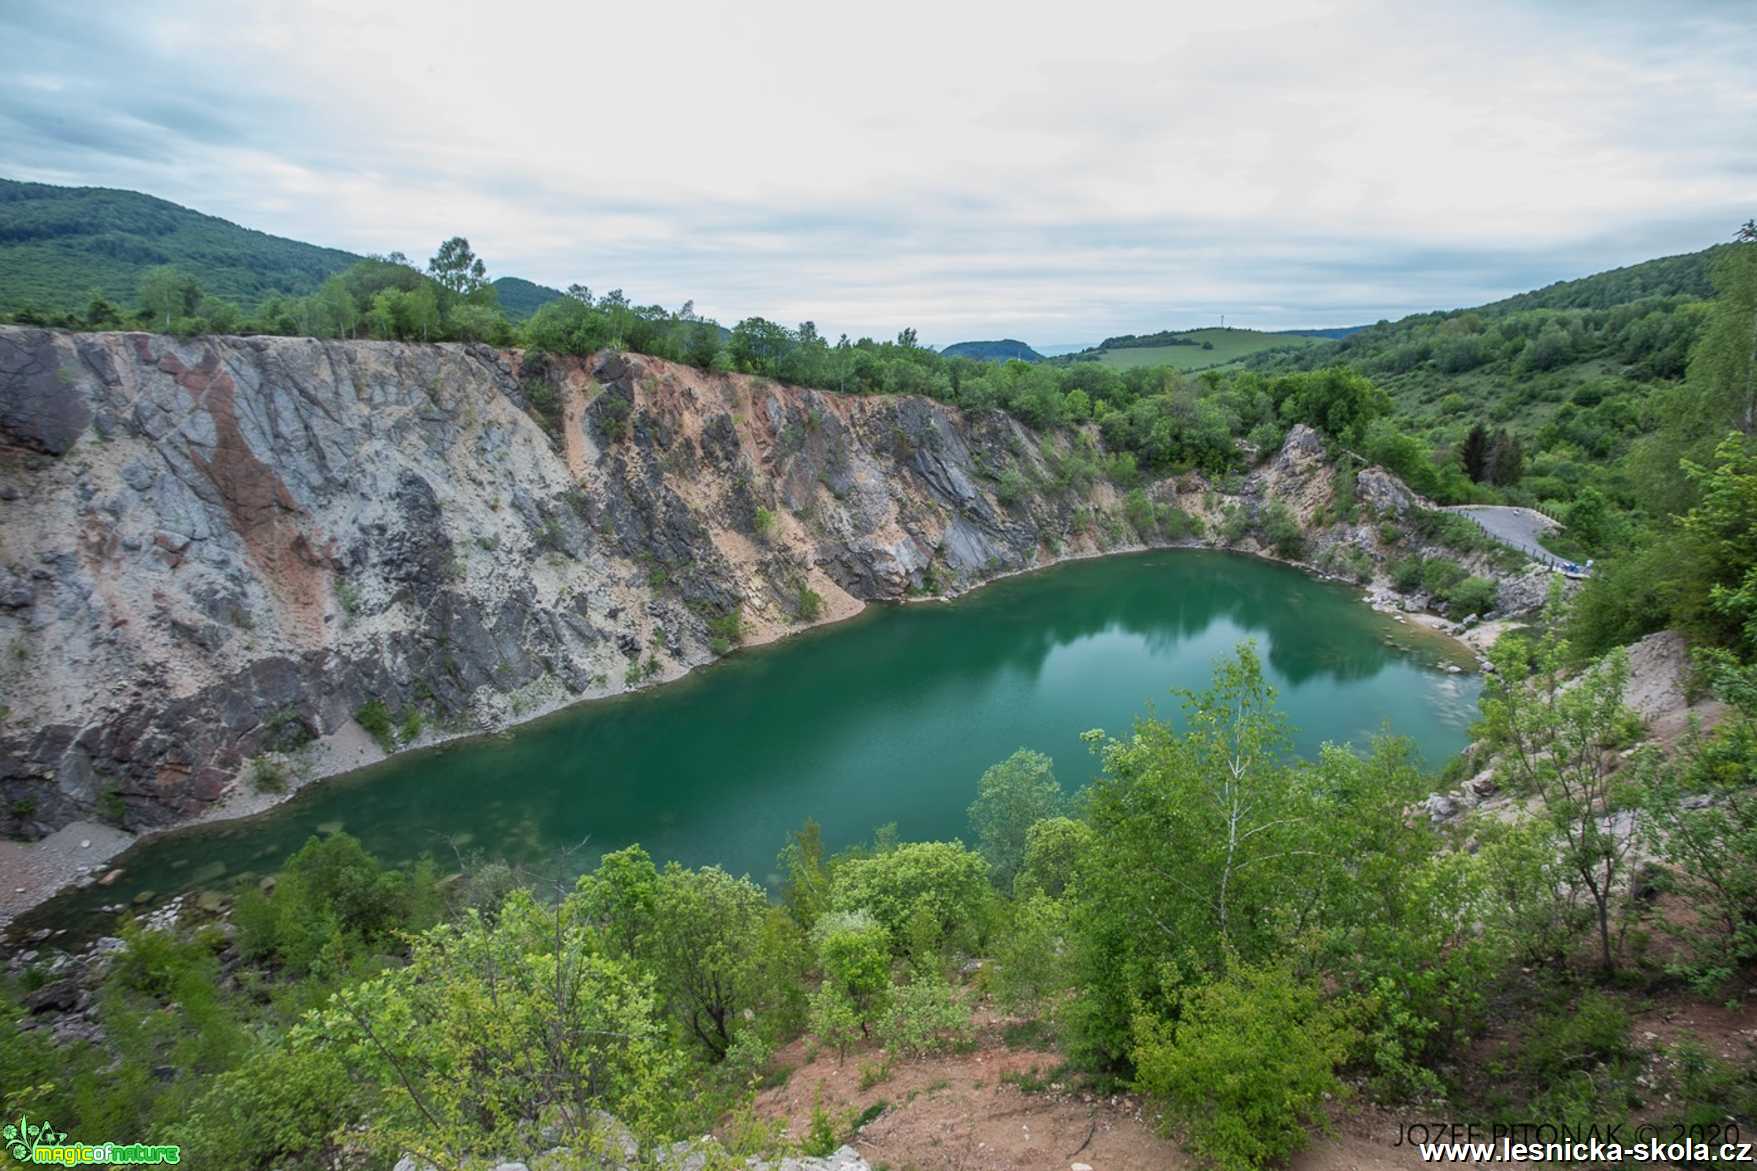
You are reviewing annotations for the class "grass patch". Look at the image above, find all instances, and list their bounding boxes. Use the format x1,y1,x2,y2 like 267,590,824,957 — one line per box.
247,756,291,794
999,1062,1072,1094
1001,1018,1055,1050
1088,328,1327,371
707,607,744,656
354,699,397,752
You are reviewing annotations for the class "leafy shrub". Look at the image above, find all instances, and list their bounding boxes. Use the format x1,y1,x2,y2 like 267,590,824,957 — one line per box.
234,832,439,977
1658,1042,1757,1139
1104,452,1140,487
353,699,397,752
808,983,865,1060
1160,506,1202,540
1132,965,1355,1171
335,579,361,618
1331,465,1358,523
796,584,825,622
1480,991,1638,1135
809,911,893,1056
248,756,291,794
803,1099,840,1156
1445,575,1499,617
1217,504,1249,545
522,378,561,435
1016,816,1092,899
995,468,1029,506
1419,556,1467,597
1643,707,1757,990
184,1038,357,1170
323,887,684,1162
649,863,773,1060
1411,509,1496,556
878,970,971,1057
110,922,220,999
1322,543,1374,583
594,393,632,441
991,892,1069,1013
1123,488,1157,537
707,607,744,656
1261,501,1305,559
753,506,778,539
1389,554,1425,593
830,841,991,959
1517,992,1629,1084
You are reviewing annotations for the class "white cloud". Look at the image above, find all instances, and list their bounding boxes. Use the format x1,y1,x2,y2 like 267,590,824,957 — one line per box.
1,0,1751,343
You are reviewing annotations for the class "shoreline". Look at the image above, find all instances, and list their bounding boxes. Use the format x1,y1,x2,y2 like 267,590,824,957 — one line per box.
0,537,1484,929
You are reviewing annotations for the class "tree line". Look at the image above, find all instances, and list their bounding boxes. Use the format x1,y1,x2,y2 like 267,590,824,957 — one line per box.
7,221,1753,620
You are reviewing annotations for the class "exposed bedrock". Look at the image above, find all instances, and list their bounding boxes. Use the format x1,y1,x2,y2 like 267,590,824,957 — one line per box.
0,326,1498,836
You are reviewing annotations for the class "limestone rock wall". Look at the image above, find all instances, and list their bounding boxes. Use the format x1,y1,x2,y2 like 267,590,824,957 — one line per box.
0,329,1146,834
0,326,1493,838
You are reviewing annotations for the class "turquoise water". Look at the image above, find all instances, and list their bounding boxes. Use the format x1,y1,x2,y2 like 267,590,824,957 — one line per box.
37,550,1479,919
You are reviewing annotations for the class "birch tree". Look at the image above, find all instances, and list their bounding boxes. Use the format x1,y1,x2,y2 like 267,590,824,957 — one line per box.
1479,591,1643,974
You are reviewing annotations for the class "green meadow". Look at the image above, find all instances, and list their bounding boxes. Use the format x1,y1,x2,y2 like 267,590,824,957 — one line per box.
1088,327,1328,370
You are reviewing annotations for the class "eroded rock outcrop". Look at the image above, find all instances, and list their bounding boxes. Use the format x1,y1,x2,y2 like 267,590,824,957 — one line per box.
0,327,1516,838
0,329,1139,833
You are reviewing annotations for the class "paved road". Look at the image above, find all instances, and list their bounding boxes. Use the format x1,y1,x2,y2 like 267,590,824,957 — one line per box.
1444,505,1581,572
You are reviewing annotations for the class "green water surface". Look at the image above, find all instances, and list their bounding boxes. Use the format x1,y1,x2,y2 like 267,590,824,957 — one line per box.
45,550,1481,919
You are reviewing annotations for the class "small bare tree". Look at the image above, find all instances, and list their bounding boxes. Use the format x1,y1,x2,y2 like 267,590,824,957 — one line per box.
1480,588,1642,974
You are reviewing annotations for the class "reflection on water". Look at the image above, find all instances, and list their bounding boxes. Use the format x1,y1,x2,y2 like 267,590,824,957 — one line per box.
28,550,1480,933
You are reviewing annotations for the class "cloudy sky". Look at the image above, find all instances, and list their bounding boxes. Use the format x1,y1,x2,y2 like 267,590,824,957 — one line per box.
2,1,1752,346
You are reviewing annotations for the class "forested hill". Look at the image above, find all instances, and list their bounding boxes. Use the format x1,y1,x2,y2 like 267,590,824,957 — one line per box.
939,338,1044,362
1230,235,1744,610
0,179,359,311
1477,245,1727,313
488,274,566,318
0,179,562,318
1246,242,1724,408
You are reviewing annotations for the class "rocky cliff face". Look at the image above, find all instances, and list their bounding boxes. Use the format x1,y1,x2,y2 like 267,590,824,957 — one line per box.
0,326,1497,839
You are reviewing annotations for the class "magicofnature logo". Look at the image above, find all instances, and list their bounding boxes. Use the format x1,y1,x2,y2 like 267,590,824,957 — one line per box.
5,1114,180,1165
4,1117,65,1162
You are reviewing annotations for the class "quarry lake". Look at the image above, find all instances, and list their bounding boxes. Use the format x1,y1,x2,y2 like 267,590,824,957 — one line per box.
50,550,1483,917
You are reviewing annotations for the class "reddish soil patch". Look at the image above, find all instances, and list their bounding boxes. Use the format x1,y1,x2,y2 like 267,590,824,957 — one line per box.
1629,989,1757,1064
746,1010,1514,1171
137,338,334,637
753,1015,1181,1171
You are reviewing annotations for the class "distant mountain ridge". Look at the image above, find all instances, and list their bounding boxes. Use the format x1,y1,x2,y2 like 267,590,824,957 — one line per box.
939,338,1045,362
0,178,565,319
1272,326,1365,340
0,177,1728,343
